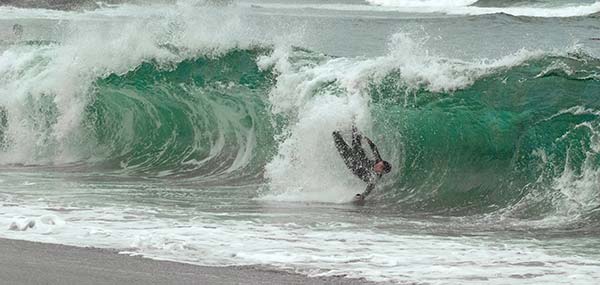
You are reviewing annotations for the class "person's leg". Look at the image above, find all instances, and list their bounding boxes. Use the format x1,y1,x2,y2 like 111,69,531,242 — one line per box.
351,125,361,148
350,126,368,159
332,131,355,169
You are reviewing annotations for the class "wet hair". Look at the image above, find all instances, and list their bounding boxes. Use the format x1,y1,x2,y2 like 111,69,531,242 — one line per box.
381,161,392,174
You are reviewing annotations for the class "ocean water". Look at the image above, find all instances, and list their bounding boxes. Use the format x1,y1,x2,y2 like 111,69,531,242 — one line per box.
1,0,600,283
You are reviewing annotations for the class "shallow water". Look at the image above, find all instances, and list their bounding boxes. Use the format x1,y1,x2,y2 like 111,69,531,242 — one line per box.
2,168,600,284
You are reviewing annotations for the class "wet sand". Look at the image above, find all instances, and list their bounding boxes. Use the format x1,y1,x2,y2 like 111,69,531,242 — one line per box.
0,238,377,285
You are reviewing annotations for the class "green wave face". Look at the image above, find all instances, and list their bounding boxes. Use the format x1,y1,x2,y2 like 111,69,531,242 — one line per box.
2,46,600,219
84,49,276,182
371,55,600,217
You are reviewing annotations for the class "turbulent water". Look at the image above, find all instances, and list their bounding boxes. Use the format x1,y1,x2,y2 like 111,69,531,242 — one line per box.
1,0,600,284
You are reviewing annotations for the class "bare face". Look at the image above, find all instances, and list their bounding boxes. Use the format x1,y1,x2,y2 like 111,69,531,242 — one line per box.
373,161,385,174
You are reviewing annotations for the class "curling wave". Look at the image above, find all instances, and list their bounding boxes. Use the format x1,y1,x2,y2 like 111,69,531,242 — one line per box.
1,26,600,225
260,35,600,226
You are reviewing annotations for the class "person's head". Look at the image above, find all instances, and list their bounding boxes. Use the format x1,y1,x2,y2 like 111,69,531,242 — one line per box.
13,24,23,38
374,160,391,175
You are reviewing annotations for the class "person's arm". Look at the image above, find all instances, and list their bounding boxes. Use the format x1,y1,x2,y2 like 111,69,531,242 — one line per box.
362,182,376,198
365,137,382,161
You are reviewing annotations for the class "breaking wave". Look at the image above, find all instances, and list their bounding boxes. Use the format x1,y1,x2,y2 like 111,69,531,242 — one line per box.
1,3,599,226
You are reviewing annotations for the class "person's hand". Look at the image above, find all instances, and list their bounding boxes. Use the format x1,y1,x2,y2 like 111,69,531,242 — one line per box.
354,193,365,201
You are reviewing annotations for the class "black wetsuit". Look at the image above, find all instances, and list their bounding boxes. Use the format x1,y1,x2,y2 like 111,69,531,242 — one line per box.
332,125,383,197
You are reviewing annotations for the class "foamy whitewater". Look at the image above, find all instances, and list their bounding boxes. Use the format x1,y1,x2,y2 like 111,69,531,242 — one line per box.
247,0,600,18
1,0,600,284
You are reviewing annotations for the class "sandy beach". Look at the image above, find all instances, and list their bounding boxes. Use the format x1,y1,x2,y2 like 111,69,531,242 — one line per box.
0,238,375,285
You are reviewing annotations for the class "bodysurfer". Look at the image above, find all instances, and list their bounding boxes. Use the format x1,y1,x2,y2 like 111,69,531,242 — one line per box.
332,125,391,201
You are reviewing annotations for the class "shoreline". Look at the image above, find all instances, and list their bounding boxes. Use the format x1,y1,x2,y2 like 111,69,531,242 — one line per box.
0,237,378,285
